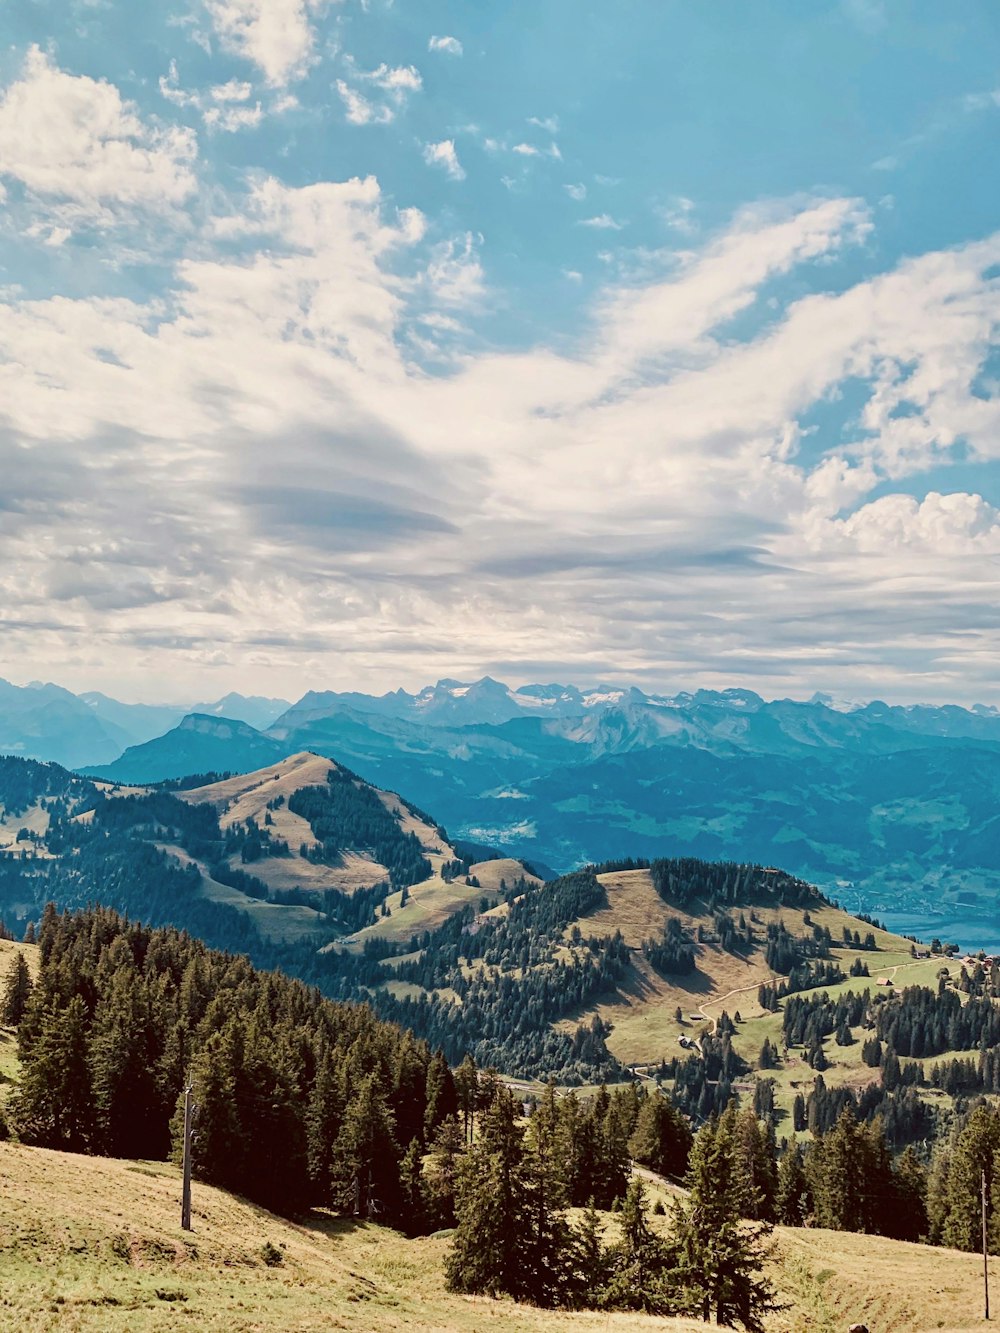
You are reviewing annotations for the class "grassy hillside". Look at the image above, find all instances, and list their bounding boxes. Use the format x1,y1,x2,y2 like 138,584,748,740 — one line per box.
530,867,923,1068
0,1139,994,1333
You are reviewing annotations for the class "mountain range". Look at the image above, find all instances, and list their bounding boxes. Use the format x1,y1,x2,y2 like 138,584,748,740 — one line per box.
58,676,1000,945
0,677,289,769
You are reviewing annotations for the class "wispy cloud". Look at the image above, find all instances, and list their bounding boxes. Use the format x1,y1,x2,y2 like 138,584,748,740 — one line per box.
160,62,262,133
423,139,465,180
428,35,463,56
336,59,422,125
336,80,392,125
579,213,624,230
662,195,697,235
565,183,587,201
528,114,559,134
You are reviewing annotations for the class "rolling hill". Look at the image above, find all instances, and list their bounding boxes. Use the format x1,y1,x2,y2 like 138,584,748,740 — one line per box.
0,1137,994,1333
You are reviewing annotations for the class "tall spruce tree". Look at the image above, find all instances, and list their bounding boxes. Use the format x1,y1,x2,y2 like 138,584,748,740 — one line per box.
1,951,32,1027
672,1115,779,1331
330,1073,401,1222
13,994,93,1151
446,1087,533,1301
600,1178,677,1315
628,1090,692,1181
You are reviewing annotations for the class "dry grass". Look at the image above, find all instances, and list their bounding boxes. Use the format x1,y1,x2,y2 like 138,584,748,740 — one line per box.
0,1142,709,1333
0,802,49,852
552,869,927,1068
0,1140,995,1332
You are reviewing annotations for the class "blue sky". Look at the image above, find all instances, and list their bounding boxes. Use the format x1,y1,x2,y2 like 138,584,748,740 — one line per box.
1,0,999,703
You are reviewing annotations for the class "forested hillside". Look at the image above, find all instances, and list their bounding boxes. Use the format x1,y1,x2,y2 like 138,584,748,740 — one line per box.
9,906,1000,1331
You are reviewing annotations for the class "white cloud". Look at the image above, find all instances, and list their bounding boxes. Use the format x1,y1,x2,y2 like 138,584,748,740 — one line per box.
211,79,254,103
428,35,463,56
0,47,197,229
3,177,1000,703
354,62,422,97
336,80,391,126
512,142,540,157
336,60,422,126
565,183,586,201
662,195,697,235
204,102,263,132
579,214,624,230
528,115,559,134
161,61,262,134
204,0,330,87
423,139,465,180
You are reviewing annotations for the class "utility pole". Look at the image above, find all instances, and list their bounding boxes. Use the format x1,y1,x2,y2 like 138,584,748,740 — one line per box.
181,1082,194,1232
983,1169,990,1321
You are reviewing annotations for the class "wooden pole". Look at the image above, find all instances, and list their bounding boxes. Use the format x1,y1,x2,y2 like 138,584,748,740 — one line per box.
181,1083,194,1232
983,1169,990,1321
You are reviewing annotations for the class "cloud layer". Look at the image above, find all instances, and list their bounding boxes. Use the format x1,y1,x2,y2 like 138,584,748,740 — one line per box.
1,36,1000,705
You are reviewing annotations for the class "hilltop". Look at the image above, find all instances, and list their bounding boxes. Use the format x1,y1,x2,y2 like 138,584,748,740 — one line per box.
0,1138,994,1333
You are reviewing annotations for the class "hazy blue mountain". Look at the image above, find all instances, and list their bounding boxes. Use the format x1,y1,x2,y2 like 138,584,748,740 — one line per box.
188,693,291,731
262,680,1000,943
0,678,131,768
82,713,287,784
0,683,291,767
77,692,188,748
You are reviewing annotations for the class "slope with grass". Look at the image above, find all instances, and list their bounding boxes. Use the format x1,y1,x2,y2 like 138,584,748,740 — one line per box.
0,1138,994,1333
535,866,921,1068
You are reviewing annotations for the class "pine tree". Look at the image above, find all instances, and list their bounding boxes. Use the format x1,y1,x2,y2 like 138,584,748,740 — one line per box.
305,1047,342,1202
775,1143,810,1225
672,1115,780,1332
330,1073,401,1222
600,1178,677,1315
445,1088,531,1300
89,963,165,1158
425,1115,465,1227
13,994,94,1151
628,1090,692,1181
399,1137,430,1236
943,1104,1000,1251
423,1049,457,1139
1,951,32,1027
454,1053,478,1144
892,1145,928,1242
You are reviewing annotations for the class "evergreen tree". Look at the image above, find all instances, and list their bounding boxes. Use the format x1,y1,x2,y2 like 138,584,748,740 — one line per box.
13,994,94,1151
425,1115,465,1227
454,1054,478,1144
423,1049,457,1139
628,1089,692,1181
1,951,32,1027
775,1143,810,1225
330,1073,401,1222
446,1088,532,1300
672,1116,779,1331
943,1104,1000,1251
600,1178,677,1315
399,1137,430,1236
893,1145,928,1243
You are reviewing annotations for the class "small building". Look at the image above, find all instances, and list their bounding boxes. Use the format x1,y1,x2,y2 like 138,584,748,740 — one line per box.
876,977,893,987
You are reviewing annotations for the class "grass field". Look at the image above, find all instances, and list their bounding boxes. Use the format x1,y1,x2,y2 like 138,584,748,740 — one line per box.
550,869,934,1069
0,1139,996,1332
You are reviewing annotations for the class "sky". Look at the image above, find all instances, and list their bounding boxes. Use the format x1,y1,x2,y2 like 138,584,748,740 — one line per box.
1,1,1000,705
